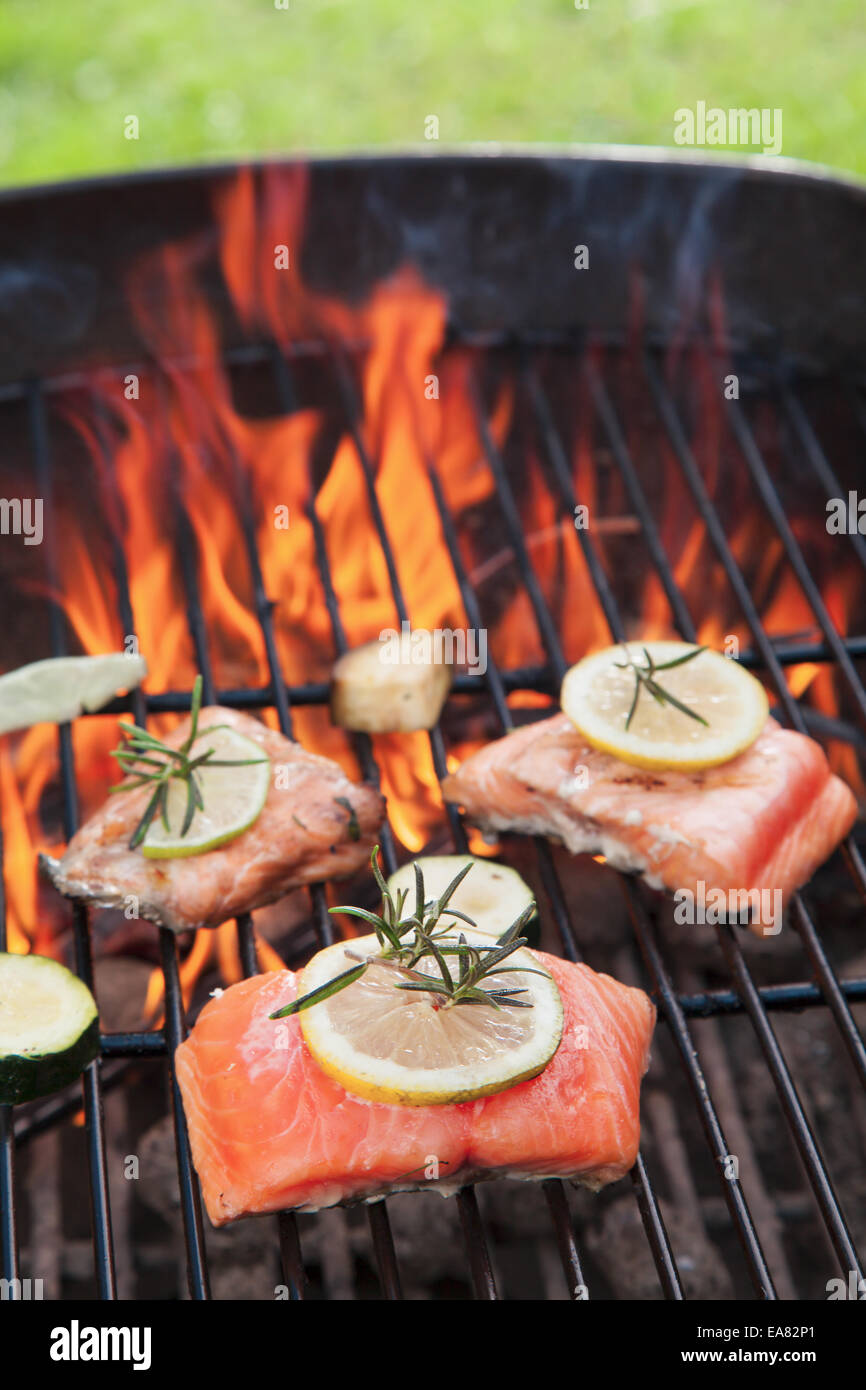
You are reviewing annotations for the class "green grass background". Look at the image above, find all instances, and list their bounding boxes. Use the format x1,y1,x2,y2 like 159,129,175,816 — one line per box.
0,0,862,188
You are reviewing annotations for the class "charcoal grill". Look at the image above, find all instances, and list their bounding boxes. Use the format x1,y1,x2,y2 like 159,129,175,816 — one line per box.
0,151,865,1301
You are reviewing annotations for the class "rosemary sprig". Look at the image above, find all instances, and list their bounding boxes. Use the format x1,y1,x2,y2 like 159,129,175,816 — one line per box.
109,675,268,849
614,644,709,730
270,848,539,1019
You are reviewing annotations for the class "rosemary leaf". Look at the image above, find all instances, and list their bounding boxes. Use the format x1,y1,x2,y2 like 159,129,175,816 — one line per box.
644,678,709,726
624,681,640,729
108,776,155,794
269,962,368,1018
185,675,203,749
436,907,477,928
415,927,454,989
110,749,165,771
462,938,528,977
413,862,424,922
312,850,545,1019
110,673,272,850
496,906,535,947
653,645,707,670
329,904,403,950
195,757,268,767
446,985,504,1008
181,777,197,836
482,965,556,979
370,844,390,903
617,643,709,730
128,785,164,850
395,979,454,995
432,860,475,916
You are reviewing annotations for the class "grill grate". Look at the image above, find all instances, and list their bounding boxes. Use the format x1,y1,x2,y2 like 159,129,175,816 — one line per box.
1,334,865,1300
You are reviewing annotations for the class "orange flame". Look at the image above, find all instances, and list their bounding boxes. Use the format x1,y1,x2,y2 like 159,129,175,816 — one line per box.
1,167,860,986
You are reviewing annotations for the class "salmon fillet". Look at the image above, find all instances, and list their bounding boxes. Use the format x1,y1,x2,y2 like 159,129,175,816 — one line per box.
442,714,857,933
40,707,386,933
175,953,655,1223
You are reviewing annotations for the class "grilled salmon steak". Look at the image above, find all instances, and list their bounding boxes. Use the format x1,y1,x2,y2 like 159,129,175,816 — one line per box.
40,707,386,933
442,714,857,932
175,952,655,1222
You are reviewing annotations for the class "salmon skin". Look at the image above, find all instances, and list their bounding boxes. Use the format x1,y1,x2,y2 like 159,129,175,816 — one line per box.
175,953,655,1223
40,707,386,934
442,714,857,934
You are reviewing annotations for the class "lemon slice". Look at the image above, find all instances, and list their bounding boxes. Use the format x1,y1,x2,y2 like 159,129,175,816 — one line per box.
140,726,270,858
386,856,536,939
298,929,563,1105
561,642,769,771
0,653,147,735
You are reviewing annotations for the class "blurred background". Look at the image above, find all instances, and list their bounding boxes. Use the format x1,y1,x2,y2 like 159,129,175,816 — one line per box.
0,0,862,188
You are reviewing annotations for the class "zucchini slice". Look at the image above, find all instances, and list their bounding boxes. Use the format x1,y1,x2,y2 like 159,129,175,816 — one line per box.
0,953,99,1105
386,855,537,941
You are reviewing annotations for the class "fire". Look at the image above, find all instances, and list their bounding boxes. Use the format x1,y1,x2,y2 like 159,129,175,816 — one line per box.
0,165,861,991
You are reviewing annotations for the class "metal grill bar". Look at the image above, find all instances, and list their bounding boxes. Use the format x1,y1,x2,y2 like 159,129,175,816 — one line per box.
647,363,866,905
726,401,866,726
543,1180,586,1297
300,345,500,1299
526,349,866,1289
425,456,596,1296
165,389,308,1298
100,973,866,1051
624,884,777,1296
0,831,19,1289
4,322,863,1300
161,365,406,1301
463,366,690,1298
267,346,416,1299
327,350,466,850
778,381,866,575
715,921,862,1276
319,342,625,1298
642,352,866,1078
64,633,866,720
28,382,118,1300
88,388,212,1300
569,348,864,1279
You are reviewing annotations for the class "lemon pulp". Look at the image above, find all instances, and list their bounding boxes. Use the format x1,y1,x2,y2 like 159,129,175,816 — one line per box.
560,642,769,771
141,726,270,858
298,929,563,1105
